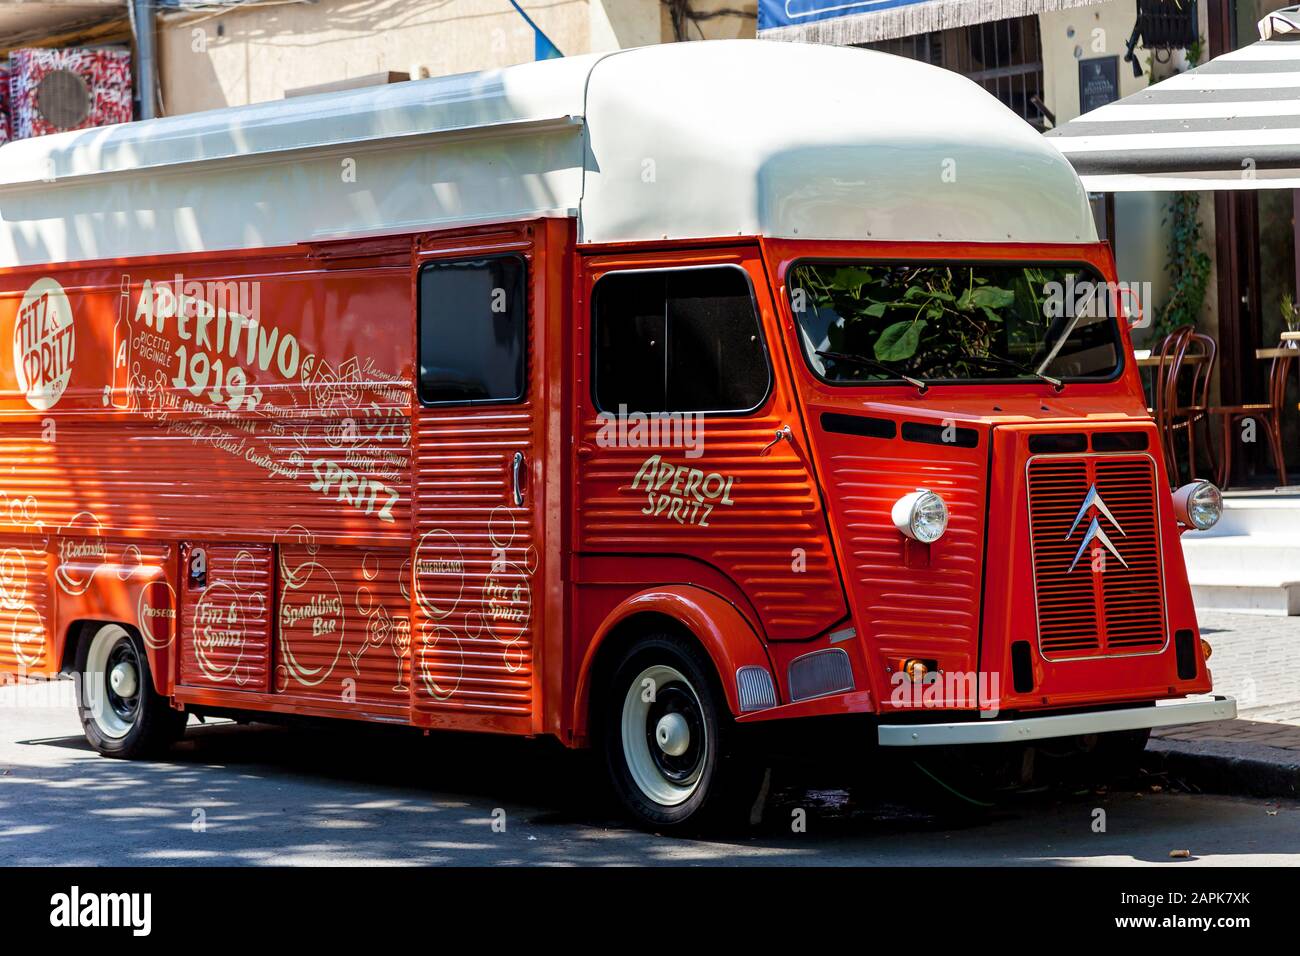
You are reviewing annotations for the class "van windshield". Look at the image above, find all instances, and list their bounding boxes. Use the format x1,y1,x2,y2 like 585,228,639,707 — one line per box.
787,261,1123,386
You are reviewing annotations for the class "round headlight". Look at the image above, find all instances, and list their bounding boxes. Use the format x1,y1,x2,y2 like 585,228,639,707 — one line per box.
892,489,949,543
1173,480,1222,531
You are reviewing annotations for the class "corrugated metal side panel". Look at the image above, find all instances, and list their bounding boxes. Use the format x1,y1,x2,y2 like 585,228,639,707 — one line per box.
0,534,51,672
0,420,411,546
823,448,987,673
576,416,846,639
411,408,537,720
275,544,410,705
179,544,273,690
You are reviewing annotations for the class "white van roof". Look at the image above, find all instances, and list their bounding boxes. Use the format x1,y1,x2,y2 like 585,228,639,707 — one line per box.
0,40,1096,268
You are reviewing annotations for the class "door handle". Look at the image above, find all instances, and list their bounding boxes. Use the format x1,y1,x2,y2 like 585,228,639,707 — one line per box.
512,451,526,506
760,425,793,456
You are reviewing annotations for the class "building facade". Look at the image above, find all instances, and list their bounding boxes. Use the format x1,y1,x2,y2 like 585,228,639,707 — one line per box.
7,0,1288,479
155,0,754,114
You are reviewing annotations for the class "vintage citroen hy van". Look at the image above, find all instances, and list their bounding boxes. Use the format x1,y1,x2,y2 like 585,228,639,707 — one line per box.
0,40,1234,829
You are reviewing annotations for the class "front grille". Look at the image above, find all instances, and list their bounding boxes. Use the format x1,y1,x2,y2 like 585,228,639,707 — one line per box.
1026,454,1166,659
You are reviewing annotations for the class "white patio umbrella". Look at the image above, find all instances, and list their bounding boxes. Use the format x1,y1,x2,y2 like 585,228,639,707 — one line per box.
1046,6,1300,191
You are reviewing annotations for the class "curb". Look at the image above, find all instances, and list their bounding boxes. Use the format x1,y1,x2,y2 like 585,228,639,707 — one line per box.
1147,738,1300,799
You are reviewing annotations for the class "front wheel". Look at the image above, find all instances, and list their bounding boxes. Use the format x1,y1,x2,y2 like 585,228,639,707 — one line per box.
76,623,187,758
601,633,765,833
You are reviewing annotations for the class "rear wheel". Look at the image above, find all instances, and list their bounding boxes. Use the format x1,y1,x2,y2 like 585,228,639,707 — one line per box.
601,632,765,833
76,623,187,758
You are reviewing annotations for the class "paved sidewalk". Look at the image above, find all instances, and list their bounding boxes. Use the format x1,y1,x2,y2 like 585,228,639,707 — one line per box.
1157,719,1300,748
1190,611,1300,716
1151,611,1300,795
1153,611,1300,747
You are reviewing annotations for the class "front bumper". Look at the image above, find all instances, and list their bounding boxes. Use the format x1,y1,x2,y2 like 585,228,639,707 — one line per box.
877,695,1236,747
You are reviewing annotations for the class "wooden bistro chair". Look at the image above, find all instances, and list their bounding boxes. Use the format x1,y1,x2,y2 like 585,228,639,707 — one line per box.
1166,331,1217,484
1211,342,1295,489
1148,325,1194,480
1146,326,1189,456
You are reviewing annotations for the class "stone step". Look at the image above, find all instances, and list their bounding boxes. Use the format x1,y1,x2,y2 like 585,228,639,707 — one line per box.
1181,535,1300,574
1182,505,1300,614
1189,581,1300,616
1198,494,1300,537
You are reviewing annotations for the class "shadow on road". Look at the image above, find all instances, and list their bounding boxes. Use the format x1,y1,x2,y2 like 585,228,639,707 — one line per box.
1,718,1289,865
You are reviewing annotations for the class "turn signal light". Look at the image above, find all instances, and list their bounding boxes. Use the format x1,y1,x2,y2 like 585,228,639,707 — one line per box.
902,658,928,682
1201,639,1213,661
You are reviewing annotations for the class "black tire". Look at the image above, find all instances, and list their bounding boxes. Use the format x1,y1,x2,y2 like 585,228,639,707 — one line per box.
75,623,187,758
599,631,766,833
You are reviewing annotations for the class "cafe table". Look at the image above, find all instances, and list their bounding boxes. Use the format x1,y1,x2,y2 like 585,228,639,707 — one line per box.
1255,344,1300,396
1133,349,1209,368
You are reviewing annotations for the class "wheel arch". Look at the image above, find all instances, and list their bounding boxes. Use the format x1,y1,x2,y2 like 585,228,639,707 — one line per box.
572,586,775,745
60,618,169,696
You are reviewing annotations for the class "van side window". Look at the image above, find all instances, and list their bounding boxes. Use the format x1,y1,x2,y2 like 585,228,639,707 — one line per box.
592,266,769,413
418,255,526,405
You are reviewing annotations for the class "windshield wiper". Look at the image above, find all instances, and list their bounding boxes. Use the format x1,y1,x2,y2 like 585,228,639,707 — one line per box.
963,353,1064,391
815,350,929,394
1034,284,1096,380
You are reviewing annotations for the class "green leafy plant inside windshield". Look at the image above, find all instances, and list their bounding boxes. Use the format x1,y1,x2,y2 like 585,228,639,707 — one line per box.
794,263,1055,380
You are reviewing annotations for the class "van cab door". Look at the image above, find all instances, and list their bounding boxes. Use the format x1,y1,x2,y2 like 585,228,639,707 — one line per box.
573,244,848,644
408,224,554,735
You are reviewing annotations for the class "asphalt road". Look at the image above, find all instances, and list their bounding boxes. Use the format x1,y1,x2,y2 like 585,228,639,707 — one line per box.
1,680,1296,866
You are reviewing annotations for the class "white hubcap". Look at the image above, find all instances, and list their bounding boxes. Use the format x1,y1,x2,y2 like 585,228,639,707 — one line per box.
620,663,708,807
110,661,138,699
655,712,691,757
83,625,138,739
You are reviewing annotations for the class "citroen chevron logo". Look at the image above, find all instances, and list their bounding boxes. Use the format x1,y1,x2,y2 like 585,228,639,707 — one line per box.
1066,484,1128,572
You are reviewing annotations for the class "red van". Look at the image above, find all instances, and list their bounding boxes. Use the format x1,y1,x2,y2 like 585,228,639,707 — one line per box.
0,41,1234,829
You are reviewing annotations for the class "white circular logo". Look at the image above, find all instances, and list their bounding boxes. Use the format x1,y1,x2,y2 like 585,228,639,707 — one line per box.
14,277,75,410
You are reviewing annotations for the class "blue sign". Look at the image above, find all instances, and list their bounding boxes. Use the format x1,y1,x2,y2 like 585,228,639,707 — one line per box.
758,0,930,31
